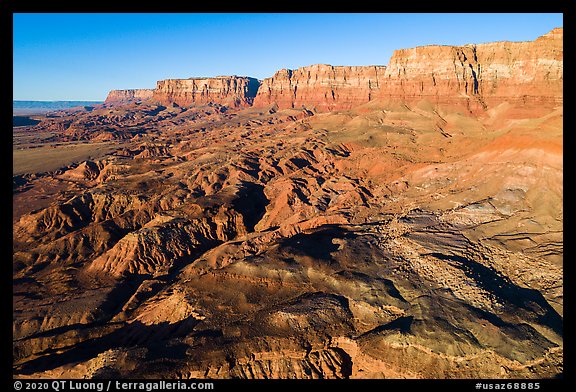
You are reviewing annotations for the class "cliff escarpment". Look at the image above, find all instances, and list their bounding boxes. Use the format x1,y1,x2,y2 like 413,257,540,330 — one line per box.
104,28,562,115
379,27,562,113
14,29,563,380
152,76,260,107
105,89,154,104
252,64,386,111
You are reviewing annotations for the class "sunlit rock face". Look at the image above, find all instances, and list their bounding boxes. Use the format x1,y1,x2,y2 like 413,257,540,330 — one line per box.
153,76,260,107
13,29,562,379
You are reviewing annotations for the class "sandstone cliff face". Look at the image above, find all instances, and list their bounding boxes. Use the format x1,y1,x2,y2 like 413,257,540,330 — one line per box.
13,29,563,380
153,76,260,107
253,29,562,113
105,89,154,104
380,28,563,112
104,29,562,113
253,64,386,111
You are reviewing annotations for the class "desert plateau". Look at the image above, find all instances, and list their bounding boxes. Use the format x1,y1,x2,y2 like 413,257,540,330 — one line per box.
13,27,563,379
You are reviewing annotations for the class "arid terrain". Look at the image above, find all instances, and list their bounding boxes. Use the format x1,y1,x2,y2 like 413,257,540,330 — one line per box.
13,28,562,379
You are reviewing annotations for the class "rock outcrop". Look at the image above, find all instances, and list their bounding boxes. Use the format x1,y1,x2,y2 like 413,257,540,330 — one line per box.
152,76,260,107
103,28,562,114
253,29,562,114
379,27,563,113
13,27,563,380
253,64,386,111
105,89,154,104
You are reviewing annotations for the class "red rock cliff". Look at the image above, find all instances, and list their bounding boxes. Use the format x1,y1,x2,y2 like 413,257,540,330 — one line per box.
105,89,154,104
379,27,563,112
153,76,260,107
252,29,561,113
104,28,562,114
253,64,386,112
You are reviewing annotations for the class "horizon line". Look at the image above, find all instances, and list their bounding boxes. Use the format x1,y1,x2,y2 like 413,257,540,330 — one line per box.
14,26,563,102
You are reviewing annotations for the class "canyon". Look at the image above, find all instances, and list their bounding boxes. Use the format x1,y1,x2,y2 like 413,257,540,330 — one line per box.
13,28,563,379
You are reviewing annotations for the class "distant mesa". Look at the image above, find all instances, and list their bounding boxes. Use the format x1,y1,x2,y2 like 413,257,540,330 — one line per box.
13,100,104,115
104,89,154,104
252,64,386,111
104,28,562,114
153,76,261,107
12,27,564,380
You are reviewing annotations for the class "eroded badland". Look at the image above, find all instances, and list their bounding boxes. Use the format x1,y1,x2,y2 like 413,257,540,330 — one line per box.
13,28,563,379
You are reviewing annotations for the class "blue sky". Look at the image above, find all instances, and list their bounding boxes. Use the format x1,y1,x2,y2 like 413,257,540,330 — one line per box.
13,13,563,101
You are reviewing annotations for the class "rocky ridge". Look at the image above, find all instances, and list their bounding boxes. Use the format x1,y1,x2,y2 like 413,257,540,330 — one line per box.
252,64,386,111
153,76,261,107
102,28,562,114
13,28,563,379
379,27,563,113
105,89,154,104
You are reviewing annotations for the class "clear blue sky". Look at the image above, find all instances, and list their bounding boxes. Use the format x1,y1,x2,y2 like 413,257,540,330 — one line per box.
13,13,563,101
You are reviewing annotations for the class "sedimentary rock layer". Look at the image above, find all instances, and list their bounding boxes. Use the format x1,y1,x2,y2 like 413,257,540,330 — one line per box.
379,27,563,112
104,28,562,114
152,76,260,107
14,29,562,378
105,89,154,104
253,64,386,111
253,28,562,113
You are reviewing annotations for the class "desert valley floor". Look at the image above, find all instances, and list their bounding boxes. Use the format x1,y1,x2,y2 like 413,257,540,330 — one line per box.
13,28,563,379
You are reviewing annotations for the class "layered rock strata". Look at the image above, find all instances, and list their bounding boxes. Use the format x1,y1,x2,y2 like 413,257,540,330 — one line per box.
13,43,563,377
252,64,386,111
103,28,562,114
379,27,563,113
152,76,260,107
105,89,154,104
